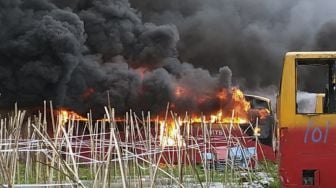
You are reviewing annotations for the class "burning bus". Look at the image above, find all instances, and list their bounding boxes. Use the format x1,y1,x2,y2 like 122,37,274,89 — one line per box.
245,94,275,146
17,87,275,166
155,90,276,166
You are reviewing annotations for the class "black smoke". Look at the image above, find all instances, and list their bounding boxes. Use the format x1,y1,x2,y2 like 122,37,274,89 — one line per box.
130,0,336,91
0,0,233,116
1,0,336,116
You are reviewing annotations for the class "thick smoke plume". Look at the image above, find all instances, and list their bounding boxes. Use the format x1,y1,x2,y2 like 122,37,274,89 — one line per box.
0,0,234,116
130,0,336,90
1,0,336,116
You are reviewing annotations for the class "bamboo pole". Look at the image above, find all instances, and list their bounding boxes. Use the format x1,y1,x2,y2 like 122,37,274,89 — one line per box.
104,107,127,188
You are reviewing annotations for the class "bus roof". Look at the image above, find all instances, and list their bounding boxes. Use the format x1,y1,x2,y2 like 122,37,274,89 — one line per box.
285,51,336,58
244,94,271,103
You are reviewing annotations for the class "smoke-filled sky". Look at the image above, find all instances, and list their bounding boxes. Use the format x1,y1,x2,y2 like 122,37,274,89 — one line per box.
1,0,336,116
130,0,336,88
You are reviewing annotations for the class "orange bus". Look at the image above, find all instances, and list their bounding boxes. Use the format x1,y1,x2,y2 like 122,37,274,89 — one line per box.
277,52,336,187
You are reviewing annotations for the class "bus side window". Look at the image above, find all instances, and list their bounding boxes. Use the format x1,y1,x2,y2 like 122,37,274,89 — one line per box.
296,60,330,114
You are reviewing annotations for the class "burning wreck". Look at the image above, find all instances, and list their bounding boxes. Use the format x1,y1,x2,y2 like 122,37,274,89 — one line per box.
45,87,275,166
245,94,274,145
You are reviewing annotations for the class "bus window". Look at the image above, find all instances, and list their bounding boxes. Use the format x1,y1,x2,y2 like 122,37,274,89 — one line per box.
296,60,331,114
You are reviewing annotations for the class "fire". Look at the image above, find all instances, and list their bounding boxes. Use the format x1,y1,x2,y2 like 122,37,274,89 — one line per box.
248,108,270,121
191,87,251,124
231,87,250,112
191,111,249,124
258,108,270,120
55,87,251,146
159,120,185,147
216,88,228,100
58,109,88,125
210,110,223,123
219,87,250,123
160,88,251,146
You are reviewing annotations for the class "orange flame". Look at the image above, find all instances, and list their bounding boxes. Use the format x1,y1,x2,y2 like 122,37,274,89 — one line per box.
192,87,250,124
220,87,250,123
58,109,87,125
159,88,251,146
216,88,228,100
190,111,249,124
231,87,250,112
56,87,251,146
159,120,185,147
249,108,270,120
